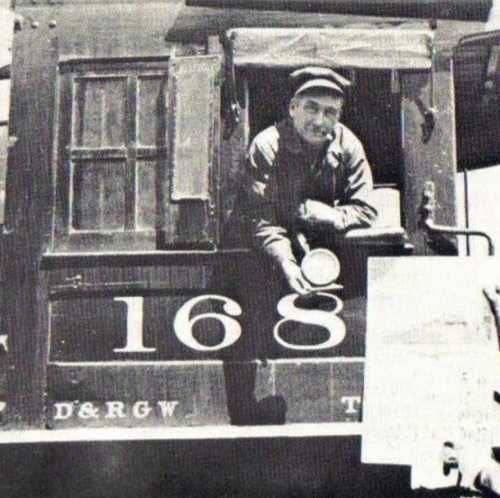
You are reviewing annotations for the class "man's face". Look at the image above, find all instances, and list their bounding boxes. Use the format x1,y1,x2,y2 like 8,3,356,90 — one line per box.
289,92,343,147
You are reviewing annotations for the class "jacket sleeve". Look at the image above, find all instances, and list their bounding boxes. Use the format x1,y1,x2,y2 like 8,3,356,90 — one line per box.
329,131,378,231
246,129,297,265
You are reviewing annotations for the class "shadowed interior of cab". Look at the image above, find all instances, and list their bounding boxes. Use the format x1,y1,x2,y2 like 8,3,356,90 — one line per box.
246,67,402,186
244,67,404,230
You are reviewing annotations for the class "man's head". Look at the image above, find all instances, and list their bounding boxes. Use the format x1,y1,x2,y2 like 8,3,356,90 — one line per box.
288,67,350,147
289,89,344,147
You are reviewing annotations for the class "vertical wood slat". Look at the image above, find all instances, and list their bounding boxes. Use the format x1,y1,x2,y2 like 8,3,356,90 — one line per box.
217,76,250,247
126,75,138,230
400,62,457,255
5,22,59,427
55,72,74,240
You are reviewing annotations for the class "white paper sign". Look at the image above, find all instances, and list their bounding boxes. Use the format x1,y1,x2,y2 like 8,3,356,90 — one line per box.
362,257,500,488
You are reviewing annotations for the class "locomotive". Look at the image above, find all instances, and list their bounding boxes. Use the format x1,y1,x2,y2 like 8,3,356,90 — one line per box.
0,0,498,496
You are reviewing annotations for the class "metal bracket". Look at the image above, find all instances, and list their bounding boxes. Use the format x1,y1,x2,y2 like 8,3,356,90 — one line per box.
414,45,436,144
422,182,496,255
415,98,436,143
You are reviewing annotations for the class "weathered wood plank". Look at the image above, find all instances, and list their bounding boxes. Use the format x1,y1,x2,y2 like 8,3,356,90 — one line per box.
46,360,364,427
4,16,58,427
46,363,230,428
162,55,221,249
400,65,458,254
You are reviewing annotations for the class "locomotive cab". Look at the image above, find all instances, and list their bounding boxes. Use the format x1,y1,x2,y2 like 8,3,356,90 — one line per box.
0,1,498,496
0,2,461,431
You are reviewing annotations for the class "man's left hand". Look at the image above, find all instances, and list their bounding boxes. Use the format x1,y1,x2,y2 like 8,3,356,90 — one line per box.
296,199,343,231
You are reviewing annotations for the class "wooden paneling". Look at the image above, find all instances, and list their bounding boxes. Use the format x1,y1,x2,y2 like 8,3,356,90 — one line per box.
0,123,7,225
400,65,458,254
162,55,221,249
4,17,58,427
169,57,217,201
45,360,363,428
47,364,230,428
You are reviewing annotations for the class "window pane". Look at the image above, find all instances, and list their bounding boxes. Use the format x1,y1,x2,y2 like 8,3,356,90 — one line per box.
138,76,165,147
72,160,126,230
73,77,127,148
136,160,156,230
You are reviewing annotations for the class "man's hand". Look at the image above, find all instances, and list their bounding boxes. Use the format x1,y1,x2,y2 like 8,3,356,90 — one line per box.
280,259,312,295
296,199,344,231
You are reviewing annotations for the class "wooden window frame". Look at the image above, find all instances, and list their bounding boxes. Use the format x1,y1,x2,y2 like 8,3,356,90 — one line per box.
51,55,222,255
52,58,170,253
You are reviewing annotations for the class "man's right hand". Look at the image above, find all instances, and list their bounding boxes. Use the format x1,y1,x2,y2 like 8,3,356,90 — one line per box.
280,259,312,295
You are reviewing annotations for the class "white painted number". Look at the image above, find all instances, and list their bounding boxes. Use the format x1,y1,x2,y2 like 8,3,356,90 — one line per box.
173,295,243,351
273,292,346,350
112,293,344,354
113,297,156,353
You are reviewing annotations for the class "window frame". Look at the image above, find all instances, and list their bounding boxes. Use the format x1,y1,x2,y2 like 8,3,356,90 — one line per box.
52,57,170,253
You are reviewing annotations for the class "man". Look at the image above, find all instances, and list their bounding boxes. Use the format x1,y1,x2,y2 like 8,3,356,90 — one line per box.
246,66,377,295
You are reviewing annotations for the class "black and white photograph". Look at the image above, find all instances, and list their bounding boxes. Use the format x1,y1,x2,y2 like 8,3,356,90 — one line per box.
0,0,499,496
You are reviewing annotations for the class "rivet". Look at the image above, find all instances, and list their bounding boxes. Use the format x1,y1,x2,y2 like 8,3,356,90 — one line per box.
31,21,39,29
49,20,57,28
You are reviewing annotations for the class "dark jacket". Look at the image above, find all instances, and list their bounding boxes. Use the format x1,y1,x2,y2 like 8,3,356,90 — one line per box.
246,118,377,264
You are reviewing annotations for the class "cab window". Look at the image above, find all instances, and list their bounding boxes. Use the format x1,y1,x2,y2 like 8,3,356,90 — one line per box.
51,56,221,253
245,67,403,233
